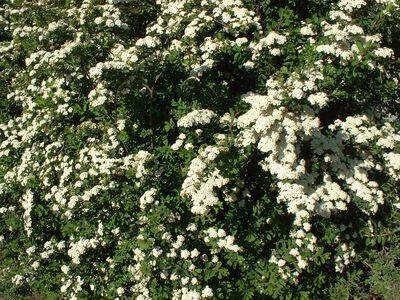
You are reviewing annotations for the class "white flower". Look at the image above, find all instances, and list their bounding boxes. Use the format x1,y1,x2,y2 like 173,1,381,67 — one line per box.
140,188,157,210
217,229,226,238
190,248,200,258
180,249,190,259
303,222,312,232
61,265,69,274
177,109,216,127
270,48,282,56
289,248,300,257
243,61,255,69
297,258,308,269
308,92,329,107
300,24,314,36
26,246,36,255
277,259,286,267
116,287,124,296
31,261,40,270
184,143,194,150
235,37,248,46
374,47,394,58
338,0,366,12
152,247,163,258
263,32,287,46
171,139,184,151
181,277,190,285
12,275,23,285
207,228,218,238
201,286,213,298
94,17,103,25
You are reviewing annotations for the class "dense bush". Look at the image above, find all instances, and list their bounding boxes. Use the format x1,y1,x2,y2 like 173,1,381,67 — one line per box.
0,0,399,299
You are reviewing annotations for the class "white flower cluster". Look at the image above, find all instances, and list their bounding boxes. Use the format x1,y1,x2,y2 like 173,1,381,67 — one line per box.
170,1,399,280
299,24,315,36
255,31,287,57
177,109,217,128
204,228,241,252
269,255,298,282
384,152,400,180
20,190,34,237
374,47,395,58
313,6,391,65
334,242,356,272
170,0,399,283
152,0,266,72
86,0,287,82
172,286,213,300
307,92,329,108
68,238,100,264
11,274,24,285
181,146,229,214
93,4,127,28
88,82,113,108
0,0,154,287
172,133,192,151
140,188,158,210
338,0,366,12
0,0,399,297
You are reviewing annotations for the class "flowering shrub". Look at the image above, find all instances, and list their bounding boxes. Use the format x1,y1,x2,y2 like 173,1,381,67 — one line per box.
0,0,399,299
